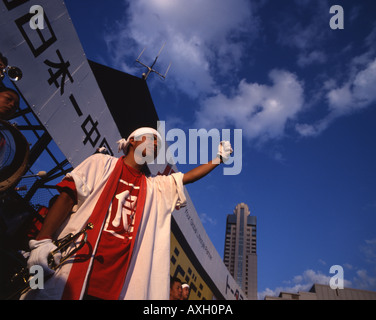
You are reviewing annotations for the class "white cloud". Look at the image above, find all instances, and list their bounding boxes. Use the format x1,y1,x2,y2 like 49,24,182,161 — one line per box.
328,58,376,114
296,57,376,137
104,0,256,98
259,239,376,299
199,213,217,226
318,259,327,266
258,269,332,299
277,0,332,68
360,238,376,265
351,58,376,106
104,0,310,147
327,83,354,114
258,267,358,299
349,239,376,291
343,263,354,270
297,50,327,68
352,269,376,291
196,69,305,143
104,0,376,145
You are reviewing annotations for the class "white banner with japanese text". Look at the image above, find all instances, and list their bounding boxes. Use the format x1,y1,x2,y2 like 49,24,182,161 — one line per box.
0,0,121,167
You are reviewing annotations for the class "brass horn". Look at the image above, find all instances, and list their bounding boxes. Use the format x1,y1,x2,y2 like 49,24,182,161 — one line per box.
4,222,94,300
49,222,94,269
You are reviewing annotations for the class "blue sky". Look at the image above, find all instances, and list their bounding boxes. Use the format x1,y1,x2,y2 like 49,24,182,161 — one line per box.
63,0,376,298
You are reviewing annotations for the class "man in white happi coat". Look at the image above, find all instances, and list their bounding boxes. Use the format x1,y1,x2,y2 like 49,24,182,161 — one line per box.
22,127,233,300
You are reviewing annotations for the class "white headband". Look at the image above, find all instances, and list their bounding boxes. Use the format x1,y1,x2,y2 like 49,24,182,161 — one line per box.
182,284,190,289
117,127,162,155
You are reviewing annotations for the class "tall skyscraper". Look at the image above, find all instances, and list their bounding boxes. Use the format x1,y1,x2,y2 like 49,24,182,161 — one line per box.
223,203,257,300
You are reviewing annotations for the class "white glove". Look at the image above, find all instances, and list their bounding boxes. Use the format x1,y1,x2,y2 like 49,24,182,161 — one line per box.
28,239,61,275
217,141,233,163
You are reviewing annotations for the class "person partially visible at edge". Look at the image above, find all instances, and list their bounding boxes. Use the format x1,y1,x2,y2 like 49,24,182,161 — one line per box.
0,87,19,120
180,282,190,300
170,277,182,300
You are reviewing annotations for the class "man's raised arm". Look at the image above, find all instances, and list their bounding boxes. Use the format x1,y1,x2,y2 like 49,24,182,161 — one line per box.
183,141,233,185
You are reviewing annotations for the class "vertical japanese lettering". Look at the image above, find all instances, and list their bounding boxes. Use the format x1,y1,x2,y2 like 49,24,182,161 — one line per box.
81,115,101,147
69,94,83,117
44,50,74,95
